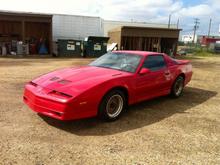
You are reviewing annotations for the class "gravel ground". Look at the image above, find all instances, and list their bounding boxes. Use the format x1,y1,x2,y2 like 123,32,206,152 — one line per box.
0,56,219,165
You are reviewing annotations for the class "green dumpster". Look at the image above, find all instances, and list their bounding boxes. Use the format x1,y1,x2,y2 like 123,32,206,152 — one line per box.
84,36,109,57
58,39,82,57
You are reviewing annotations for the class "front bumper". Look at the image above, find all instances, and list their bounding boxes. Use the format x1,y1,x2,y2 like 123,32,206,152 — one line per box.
23,84,73,120
23,84,98,120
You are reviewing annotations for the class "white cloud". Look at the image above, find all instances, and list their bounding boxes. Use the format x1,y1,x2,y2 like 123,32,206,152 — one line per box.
178,4,213,17
0,0,219,35
209,0,220,10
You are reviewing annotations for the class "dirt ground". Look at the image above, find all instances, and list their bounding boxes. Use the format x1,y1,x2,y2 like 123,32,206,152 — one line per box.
0,56,219,165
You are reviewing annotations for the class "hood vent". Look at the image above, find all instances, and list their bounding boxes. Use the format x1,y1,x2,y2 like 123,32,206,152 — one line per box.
58,80,72,85
50,77,60,81
29,81,38,87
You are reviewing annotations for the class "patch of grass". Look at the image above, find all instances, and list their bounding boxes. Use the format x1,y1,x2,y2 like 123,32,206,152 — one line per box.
178,46,220,57
193,48,217,57
176,55,202,60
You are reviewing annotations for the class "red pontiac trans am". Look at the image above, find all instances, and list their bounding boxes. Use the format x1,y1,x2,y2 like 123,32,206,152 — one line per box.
23,51,192,121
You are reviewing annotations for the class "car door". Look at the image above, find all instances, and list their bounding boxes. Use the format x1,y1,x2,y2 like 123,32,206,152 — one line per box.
135,55,171,102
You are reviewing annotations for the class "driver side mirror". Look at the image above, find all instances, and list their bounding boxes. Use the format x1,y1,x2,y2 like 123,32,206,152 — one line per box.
139,68,150,75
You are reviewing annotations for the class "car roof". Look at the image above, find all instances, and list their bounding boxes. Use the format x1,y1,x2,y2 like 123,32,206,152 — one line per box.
112,50,164,57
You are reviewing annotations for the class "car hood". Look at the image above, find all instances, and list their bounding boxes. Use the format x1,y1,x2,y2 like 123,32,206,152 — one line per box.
32,66,130,96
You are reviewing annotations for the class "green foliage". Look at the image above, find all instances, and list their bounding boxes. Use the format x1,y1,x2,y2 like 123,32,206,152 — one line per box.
178,44,219,58
178,41,185,46
181,45,219,56
192,47,217,56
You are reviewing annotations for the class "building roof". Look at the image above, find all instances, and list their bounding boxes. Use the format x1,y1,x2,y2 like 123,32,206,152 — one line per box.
122,26,182,31
53,13,101,19
0,10,101,19
0,10,52,17
109,26,181,32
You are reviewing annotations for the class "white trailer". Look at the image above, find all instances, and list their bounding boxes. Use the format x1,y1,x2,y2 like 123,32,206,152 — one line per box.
52,14,104,41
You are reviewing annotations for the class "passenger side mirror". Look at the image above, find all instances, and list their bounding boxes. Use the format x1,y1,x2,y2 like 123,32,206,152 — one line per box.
139,68,150,75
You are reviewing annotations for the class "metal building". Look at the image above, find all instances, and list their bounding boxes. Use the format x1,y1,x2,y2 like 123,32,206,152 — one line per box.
52,14,104,41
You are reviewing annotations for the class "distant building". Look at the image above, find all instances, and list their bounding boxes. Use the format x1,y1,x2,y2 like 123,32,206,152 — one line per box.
199,35,220,46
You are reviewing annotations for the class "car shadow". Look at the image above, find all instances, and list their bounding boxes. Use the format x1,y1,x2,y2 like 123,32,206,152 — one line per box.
40,87,217,136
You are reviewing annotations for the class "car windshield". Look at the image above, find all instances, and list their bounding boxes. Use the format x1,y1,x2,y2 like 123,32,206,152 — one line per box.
89,52,142,73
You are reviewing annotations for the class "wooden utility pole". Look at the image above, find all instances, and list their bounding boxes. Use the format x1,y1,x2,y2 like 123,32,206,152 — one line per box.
168,14,171,28
208,18,212,37
177,18,179,29
193,18,200,44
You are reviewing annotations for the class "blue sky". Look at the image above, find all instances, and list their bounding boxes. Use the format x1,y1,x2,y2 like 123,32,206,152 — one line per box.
177,0,219,36
182,0,203,7
0,0,219,36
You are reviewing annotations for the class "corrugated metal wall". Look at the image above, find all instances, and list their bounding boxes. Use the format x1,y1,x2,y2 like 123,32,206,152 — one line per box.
52,14,104,41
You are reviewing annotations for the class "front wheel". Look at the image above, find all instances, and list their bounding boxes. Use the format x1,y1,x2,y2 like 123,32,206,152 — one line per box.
98,90,126,121
170,76,184,98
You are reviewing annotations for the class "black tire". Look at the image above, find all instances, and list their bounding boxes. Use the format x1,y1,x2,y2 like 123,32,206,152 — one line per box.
170,76,185,98
98,90,126,121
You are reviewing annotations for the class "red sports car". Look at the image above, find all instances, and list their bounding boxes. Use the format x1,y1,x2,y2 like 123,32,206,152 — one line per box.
23,51,192,121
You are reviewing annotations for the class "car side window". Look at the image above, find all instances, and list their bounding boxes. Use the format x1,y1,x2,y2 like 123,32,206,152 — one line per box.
143,55,166,71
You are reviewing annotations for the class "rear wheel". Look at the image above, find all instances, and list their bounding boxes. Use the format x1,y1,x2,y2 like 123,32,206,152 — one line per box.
171,76,184,98
98,90,126,121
